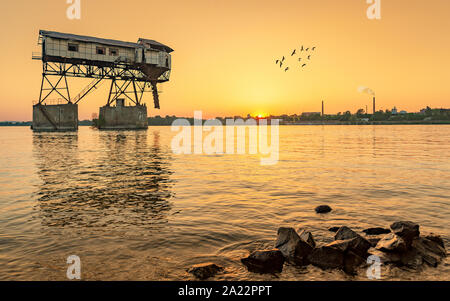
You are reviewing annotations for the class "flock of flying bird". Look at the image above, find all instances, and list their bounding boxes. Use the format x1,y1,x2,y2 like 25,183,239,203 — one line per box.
276,45,317,72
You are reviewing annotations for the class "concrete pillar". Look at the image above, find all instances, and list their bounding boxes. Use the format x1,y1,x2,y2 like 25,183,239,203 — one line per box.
32,103,78,132
98,102,148,130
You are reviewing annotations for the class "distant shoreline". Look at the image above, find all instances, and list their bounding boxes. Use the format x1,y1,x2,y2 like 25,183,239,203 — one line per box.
1,121,450,127
282,120,450,125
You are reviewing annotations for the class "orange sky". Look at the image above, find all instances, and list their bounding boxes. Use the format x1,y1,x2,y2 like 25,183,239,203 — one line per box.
0,0,449,121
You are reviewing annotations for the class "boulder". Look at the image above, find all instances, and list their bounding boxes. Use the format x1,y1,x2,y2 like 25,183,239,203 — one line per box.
187,263,224,280
327,237,371,258
298,229,316,248
315,205,332,213
367,237,382,247
368,247,423,269
369,235,446,269
307,246,344,269
241,249,285,273
399,249,423,269
390,221,420,245
343,251,365,275
411,237,446,267
275,227,313,264
328,227,340,233
375,233,408,253
363,227,391,235
335,226,359,240
367,247,402,265
425,234,445,249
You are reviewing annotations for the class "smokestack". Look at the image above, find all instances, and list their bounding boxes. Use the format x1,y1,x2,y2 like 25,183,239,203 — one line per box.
322,100,324,116
373,97,376,114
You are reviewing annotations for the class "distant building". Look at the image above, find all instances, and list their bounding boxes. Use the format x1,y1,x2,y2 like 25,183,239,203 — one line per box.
400,110,407,114
392,107,398,115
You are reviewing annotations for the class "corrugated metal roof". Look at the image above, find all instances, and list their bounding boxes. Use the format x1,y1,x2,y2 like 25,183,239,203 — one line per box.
39,30,172,52
138,38,174,53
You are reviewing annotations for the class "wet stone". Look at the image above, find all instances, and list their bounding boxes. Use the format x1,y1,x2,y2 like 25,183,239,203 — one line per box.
187,263,224,280
307,246,344,270
375,233,408,253
275,227,313,264
241,249,285,274
363,227,391,235
315,205,332,214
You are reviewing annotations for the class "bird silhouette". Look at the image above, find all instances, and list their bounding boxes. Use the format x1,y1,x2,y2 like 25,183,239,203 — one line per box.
274,44,317,72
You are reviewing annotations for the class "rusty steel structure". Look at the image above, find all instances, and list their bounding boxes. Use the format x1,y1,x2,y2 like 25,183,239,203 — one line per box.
33,30,173,109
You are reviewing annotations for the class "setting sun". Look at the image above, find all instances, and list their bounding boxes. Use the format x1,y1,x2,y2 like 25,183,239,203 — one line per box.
253,112,268,119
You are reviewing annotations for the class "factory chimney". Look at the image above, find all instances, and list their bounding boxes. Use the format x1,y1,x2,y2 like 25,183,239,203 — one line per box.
373,97,376,115
322,100,324,117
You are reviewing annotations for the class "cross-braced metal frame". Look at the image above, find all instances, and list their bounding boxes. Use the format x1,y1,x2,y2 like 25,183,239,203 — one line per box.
106,78,153,106
36,61,169,107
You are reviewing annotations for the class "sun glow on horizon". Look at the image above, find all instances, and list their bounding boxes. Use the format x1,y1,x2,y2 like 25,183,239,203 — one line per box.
252,112,268,119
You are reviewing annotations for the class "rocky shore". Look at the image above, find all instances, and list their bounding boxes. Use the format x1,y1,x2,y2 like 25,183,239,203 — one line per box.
187,220,447,280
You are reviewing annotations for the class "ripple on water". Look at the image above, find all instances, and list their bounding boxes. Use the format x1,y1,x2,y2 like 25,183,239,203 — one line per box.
0,126,449,280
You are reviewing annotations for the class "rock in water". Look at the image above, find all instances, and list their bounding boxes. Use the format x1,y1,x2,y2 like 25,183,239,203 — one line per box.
331,226,372,259
375,233,408,253
328,227,340,233
343,251,365,275
399,249,423,269
275,227,313,264
315,205,332,213
307,246,344,269
390,221,420,245
327,237,371,258
411,237,447,267
425,234,445,249
370,232,447,269
363,227,391,235
368,247,402,265
298,229,316,248
335,226,359,240
367,237,382,247
187,263,224,280
241,249,285,273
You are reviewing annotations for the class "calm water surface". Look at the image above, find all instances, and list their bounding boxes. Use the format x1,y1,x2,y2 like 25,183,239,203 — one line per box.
0,125,449,280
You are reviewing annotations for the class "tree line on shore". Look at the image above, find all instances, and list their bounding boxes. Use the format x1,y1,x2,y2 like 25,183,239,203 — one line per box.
277,107,450,123
1,107,449,126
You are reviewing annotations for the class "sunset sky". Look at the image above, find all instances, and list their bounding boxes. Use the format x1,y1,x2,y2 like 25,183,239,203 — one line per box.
0,0,449,121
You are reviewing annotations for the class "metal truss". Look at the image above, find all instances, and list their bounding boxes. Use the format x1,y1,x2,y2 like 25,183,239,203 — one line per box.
37,61,167,107
106,78,153,106
38,72,72,104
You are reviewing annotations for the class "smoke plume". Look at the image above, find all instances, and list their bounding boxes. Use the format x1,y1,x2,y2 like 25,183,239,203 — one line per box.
358,86,375,96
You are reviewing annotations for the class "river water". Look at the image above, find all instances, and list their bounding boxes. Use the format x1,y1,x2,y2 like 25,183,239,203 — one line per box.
0,125,449,280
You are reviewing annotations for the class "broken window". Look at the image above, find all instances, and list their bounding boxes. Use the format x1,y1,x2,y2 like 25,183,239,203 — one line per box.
68,43,79,52
96,46,106,55
109,48,118,56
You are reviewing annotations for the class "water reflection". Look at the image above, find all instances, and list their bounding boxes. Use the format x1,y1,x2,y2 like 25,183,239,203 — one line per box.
32,130,174,230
